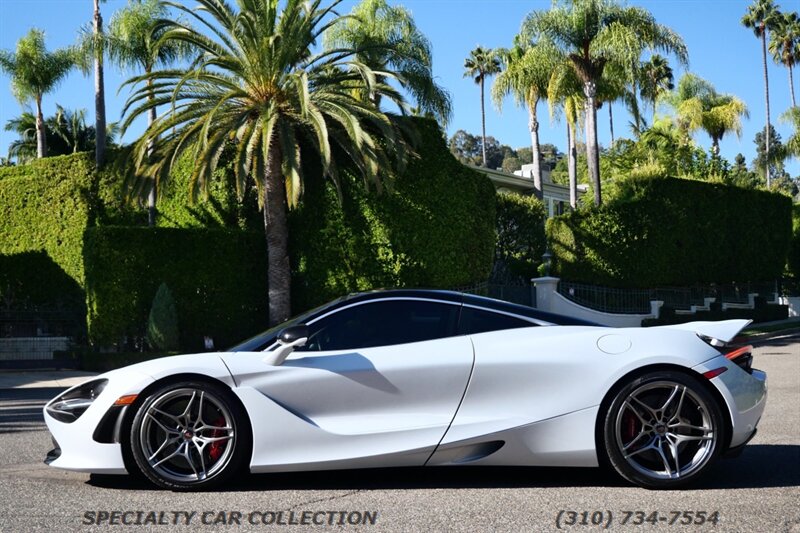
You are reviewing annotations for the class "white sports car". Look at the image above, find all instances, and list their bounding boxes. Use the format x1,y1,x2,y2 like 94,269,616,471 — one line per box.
44,290,766,490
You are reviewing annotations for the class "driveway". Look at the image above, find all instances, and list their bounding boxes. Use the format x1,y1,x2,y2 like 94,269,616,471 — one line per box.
0,337,797,532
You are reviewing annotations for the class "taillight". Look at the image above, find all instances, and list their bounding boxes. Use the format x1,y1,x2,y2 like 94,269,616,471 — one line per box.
725,345,754,374
703,367,728,379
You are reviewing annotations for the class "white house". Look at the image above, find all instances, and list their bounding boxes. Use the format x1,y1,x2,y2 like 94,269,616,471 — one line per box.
468,164,588,218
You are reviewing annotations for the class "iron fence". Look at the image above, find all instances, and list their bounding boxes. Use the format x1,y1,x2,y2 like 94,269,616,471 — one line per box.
557,280,779,314
0,309,84,363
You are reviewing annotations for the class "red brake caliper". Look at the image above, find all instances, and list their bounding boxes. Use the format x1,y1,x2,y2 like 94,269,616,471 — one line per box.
208,417,227,462
622,411,638,444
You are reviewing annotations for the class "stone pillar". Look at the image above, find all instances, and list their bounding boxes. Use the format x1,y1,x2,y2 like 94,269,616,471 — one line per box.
650,300,664,319
532,277,559,313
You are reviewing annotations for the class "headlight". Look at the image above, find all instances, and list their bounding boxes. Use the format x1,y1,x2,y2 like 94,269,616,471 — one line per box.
46,379,108,423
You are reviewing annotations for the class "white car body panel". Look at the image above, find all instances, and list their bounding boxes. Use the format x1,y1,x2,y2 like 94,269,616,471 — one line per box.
430,326,723,466
43,353,236,472
220,335,473,470
664,319,752,343
42,294,766,480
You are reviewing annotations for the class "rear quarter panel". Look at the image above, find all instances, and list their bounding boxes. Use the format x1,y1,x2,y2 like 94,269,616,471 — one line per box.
442,325,721,443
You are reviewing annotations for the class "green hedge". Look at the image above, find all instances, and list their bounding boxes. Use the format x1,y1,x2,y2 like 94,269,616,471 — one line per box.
289,118,496,310
788,205,800,284
2,119,495,349
84,227,268,351
494,192,546,280
547,177,793,287
0,153,96,311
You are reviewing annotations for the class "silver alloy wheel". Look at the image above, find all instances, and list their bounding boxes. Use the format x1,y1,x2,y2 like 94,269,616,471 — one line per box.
614,381,716,480
138,388,236,483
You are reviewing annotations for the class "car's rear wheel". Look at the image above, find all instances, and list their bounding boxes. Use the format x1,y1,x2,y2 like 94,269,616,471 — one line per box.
603,370,724,489
130,380,249,490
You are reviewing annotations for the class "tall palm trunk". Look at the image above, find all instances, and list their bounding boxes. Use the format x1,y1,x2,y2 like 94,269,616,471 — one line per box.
93,0,106,169
583,81,601,206
567,121,577,209
264,141,291,325
788,63,796,108
608,103,615,145
711,138,720,157
35,95,47,158
147,75,157,227
761,27,771,187
480,76,487,167
528,101,543,200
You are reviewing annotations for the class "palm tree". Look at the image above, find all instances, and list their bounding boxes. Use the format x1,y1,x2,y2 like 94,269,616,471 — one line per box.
742,0,781,187
4,106,114,163
783,106,800,157
120,0,412,325
464,46,500,167
0,29,76,158
4,112,39,163
324,0,451,126
668,74,749,157
548,59,584,209
525,0,688,206
769,10,800,107
93,0,107,168
638,54,674,121
107,0,195,226
492,37,558,200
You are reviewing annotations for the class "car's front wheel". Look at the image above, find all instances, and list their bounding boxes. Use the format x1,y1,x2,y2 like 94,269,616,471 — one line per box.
603,370,724,489
129,380,249,490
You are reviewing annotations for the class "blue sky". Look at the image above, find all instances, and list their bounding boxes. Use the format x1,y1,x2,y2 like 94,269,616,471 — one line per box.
0,0,798,175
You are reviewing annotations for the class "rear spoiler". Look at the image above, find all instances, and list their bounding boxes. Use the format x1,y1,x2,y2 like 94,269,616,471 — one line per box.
662,319,752,344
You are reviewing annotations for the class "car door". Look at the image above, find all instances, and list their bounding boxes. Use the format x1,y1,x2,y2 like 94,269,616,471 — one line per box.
230,298,475,471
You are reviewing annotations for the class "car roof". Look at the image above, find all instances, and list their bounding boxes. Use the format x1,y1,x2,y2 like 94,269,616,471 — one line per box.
335,289,599,327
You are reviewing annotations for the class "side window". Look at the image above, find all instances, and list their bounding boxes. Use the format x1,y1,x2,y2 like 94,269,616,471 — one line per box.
458,307,534,335
302,300,459,351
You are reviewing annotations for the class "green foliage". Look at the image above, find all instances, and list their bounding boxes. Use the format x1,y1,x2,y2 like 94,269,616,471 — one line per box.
290,118,496,311
324,0,452,126
0,153,95,300
84,227,268,351
155,146,260,230
787,205,800,286
547,177,793,287
495,192,546,279
0,251,84,314
146,282,179,351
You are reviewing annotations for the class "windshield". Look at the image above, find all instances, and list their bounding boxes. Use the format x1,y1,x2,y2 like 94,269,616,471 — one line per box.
228,297,344,352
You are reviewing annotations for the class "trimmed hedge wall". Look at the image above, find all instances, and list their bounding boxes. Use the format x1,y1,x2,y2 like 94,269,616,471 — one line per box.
2,118,496,350
0,154,95,311
788,205,800,284
494,192,546,280
547,177,793,287
289,118,496,310
84,227,268,351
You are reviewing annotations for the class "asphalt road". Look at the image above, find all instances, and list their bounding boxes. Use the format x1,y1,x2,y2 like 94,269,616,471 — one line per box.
0,338,797,533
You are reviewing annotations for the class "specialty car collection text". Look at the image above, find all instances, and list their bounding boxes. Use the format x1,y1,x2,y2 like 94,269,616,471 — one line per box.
82,510,378,527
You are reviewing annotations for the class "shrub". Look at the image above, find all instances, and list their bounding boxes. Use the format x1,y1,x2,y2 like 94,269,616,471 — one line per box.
289,117,496,310
547,177,793,287
0,153,94,287
146,283,179,351
494,192,546,280
787,205,800,290
84,227,268,351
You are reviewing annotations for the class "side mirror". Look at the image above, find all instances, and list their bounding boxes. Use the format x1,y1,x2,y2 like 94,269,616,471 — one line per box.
262,325,309,365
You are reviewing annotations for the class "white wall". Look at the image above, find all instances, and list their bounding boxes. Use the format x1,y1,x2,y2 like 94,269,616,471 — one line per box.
533,277,660,327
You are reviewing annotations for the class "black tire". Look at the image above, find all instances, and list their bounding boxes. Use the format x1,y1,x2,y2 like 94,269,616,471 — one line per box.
129,380,250,490
603,370,724,490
